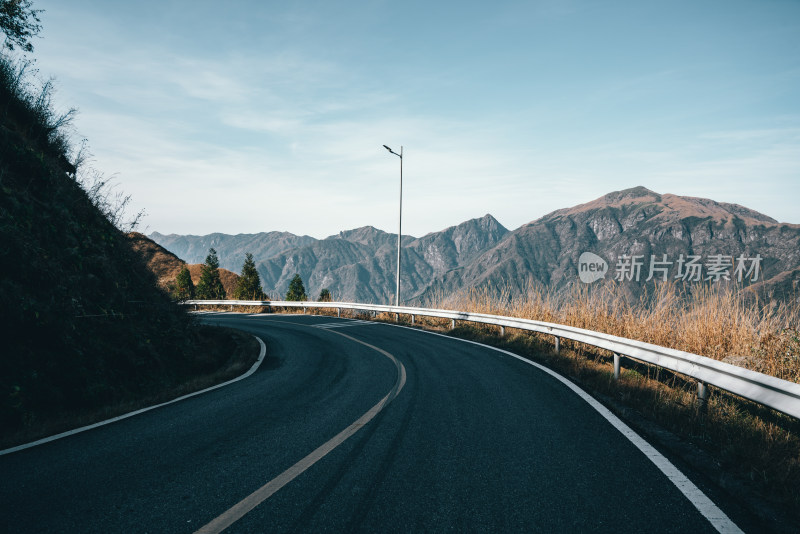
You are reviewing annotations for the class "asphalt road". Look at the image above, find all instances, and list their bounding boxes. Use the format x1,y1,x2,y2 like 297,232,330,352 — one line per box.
0,313,751,533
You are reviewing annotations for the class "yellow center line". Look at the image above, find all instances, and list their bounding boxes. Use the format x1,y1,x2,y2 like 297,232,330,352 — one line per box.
194,329,406,534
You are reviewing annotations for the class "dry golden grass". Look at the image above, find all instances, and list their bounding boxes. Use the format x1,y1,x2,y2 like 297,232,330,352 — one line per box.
401,284,800,522
426,281,800,384
193,292,800,519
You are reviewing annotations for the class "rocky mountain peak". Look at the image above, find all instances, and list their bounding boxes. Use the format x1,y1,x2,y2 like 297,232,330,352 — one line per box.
553,186,660,217
602,186,661,204
325,225,408,252
470,213,506,233
550,186,779,228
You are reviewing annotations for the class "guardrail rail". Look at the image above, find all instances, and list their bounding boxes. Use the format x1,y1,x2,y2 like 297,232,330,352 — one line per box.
184,299,800,420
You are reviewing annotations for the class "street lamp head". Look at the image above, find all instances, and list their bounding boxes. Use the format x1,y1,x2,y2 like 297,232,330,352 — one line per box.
383,144,401,158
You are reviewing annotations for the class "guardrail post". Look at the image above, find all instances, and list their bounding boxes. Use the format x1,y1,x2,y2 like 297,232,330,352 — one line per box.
395,313,399,322
303,306,306,314
411,314,415,325
554,336,560,353
697,381,709,409
230,304,233,311
450,319,455,330
500,326,505,337
337,308,341,318
613,353,621,380
194,304,197,311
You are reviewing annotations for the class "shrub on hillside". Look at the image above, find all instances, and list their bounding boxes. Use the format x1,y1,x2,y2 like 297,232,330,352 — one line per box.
170,265,194,301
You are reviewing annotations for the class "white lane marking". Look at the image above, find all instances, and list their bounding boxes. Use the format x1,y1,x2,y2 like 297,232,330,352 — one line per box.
195,329,406,534
390,324,743,534
0,336,267,457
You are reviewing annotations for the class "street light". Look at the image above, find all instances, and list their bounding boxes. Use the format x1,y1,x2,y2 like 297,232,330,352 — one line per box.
383,144,403,306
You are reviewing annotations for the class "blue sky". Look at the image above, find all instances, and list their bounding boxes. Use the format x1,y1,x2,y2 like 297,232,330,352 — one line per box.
27,0,800,237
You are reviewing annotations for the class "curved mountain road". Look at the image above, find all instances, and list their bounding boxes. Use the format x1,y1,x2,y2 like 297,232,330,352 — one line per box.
1,314,753,532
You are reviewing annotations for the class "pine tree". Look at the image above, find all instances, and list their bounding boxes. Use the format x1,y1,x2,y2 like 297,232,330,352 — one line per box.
171,265,194,300
234,252,266,300
318,288,332,302
195,248,225,299
285,274,307,301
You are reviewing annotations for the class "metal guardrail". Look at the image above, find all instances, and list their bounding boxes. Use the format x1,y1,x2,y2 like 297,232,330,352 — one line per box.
184,299,800,420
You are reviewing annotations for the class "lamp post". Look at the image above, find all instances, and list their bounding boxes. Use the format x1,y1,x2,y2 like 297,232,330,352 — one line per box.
383,144,402,306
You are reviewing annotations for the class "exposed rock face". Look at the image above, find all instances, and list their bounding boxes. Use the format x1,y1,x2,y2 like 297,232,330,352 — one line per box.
151,215,509,303
407,214,509,277
150,188,799,303
420,187,800,300
149,231,316,272
255,215,509,302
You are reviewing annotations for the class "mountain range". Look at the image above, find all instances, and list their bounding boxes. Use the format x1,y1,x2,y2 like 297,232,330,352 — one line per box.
150,187,800,303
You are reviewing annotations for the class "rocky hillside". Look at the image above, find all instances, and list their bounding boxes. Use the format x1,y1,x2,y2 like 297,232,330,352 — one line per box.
152,214,509,303
422,186,800,300
149,231,316,273
151,188,799,304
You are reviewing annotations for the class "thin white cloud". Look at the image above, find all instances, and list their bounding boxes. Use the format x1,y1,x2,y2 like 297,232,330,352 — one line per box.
29,0,800,236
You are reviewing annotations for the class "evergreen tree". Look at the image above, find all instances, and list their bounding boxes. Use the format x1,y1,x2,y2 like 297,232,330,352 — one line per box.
285,273,307,301
318,288,332,302
171,265,194,300
234,252,266,300
195,248,225,299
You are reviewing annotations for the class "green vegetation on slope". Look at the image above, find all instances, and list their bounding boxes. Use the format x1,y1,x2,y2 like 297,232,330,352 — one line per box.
285,273,307,301
0,50,249,438
233,252,267,300
195,248,226,300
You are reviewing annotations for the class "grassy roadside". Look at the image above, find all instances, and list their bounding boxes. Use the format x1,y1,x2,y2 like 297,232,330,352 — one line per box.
0,325,260,451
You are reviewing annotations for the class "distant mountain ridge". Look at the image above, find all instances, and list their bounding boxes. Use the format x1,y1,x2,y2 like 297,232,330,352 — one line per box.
149,231,316,272
150,188,800,303
151,214,509,302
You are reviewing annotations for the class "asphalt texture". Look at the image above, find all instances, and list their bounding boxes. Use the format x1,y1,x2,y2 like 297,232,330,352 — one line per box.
0,313,751,533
